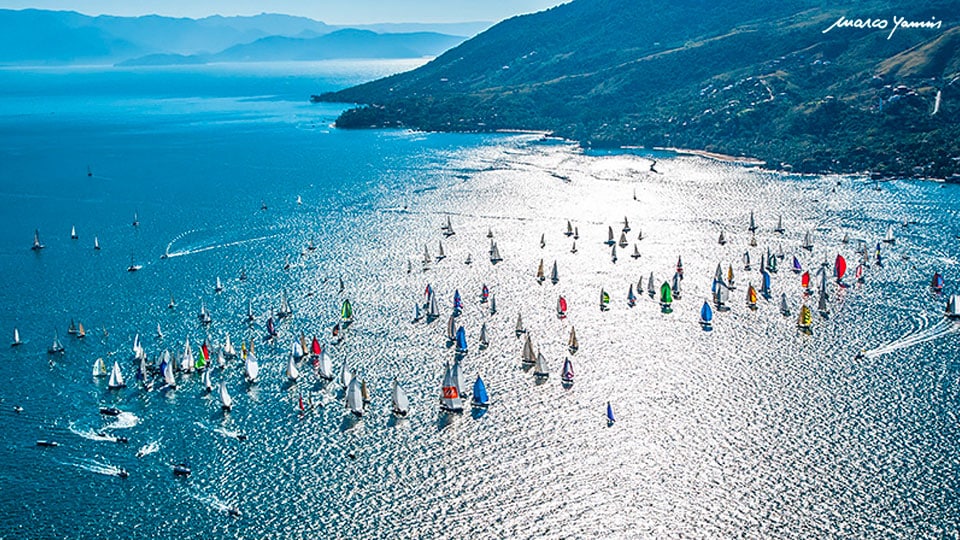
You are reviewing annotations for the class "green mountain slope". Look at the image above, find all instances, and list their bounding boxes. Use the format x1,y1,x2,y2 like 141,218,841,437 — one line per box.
318,0,960,178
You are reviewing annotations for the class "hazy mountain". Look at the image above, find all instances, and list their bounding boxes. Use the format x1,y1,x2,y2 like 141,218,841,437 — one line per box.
0,9,483,65
117,29,466,66
318,0,960,178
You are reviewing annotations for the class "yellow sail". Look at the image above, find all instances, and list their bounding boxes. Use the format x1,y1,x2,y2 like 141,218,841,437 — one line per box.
798,305,812,328
747,285,757,305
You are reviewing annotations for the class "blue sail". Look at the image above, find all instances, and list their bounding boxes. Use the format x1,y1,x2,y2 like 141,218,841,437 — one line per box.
453,289,463,311
455,326,467,352
792,256,802,272
761,269,771,295
700,301,713,324
606,402,615,424
472,375,489,406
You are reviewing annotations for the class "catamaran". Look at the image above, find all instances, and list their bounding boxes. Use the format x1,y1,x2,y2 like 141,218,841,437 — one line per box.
31,229,44,251
699,301,713,327
392,379,410,416
108,361,125,389
471,375,489,408
346,378,364,417
561,358,574,385
550,261,559,284
568,326,579,354
659,282,673,312
440,361,464,413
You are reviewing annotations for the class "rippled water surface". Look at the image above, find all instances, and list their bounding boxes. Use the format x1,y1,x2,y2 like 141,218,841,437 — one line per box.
1,63,960,539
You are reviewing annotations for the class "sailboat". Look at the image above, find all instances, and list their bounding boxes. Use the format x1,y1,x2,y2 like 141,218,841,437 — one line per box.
340,298,354,323
774,215,784,233
31,229,45,251
568,326,579,354
883,224,895,244
748,211,757,232
70,225,78,240
286,349,300,382
244,351,259,383
718,231,727,245
746,283,758,309
93,236,100,250
216,380,232,411
108,361,125,389
606,402,615,427
854,264,865,284
550,261,559,284
452,359,466,398
647,272,656,297
659,282,673,312
413,303,423,322
471,375,489,408
600,289,611,311
565,220,574,237
464,253,472,265
198,300,212,325
445,315,456,343
202,367,213,392
631,244,641,259
487,227,494,238
536,259,545,283
817,290,829,316
48,331,64,354
798,304,813,332
713,279,730,310
618,231,628,248
479,322,489,349
533,351,549,379
759,269,771,299
727,264,737,290
489,241,503,263
427,292,440,320
265,316,277,341
791,255,802,274
224,334,236,358
278,292,293,319
215,277,223,293
841,232,850,244
436,240,446,261
12,328,22,347
574,227,579,240
480,284,490,303
627,284,637,307
489,293,497,315
699,301,713,327
605,226,615,246
610,244,617,263
557,296,568,318
676,256,684,277
339,361,353,389
560,358,574,385
834,254,847,283
93,358,107,377
442,216,455,237
422,244,431,269
361,380,371,404
946,295,960,319
455,326,468,354
671,272,682,300
127,255,142,272
67,319,77,336
540,233,546,249
346,378,364,417
571,240,578,254
515,313,526,336
931,272,945,292
622,216,631,233
132,211,139,227
749,233,758,247
452,289,463,315
743,251,752,270
391,379,410,416
801,271,812,294
779,293,790,316
521,335,535,366
440,362,464,413
159,351,176,388
801,231,813,251
766,248,778,273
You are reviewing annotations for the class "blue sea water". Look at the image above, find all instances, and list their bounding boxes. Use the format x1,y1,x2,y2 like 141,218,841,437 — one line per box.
2,61,960,538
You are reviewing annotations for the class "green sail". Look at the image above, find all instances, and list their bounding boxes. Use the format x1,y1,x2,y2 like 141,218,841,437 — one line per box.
195,351,205,370
341,299,353,320
659,282,673,304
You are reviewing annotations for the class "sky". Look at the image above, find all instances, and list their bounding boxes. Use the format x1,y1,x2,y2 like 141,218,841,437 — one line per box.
0,0,569,23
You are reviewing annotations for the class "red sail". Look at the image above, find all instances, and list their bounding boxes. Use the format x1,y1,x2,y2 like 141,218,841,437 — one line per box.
311,337,321,355
835,254,846,280
801,271,810,288
442,385,459,399
201,342,210,361
559,296,568,312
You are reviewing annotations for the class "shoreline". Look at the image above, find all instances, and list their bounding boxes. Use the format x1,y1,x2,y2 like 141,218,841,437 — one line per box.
654,146,766,166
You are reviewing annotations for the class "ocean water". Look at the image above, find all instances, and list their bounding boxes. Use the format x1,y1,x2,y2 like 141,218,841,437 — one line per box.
1,61,960,539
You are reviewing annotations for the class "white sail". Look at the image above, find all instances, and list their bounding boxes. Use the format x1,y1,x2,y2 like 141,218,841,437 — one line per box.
647,272,655,295
108,361,125,389
451,358,467,397
223,333,236,357
340,362,353,389
162,351,176,387
245,352,259,383
181,338,193,372
318,348,333,379
216,349,225,368
884,225,895,243
93,236,100,250
215,276,223,292
440,362,463,412
534,351,549,377
515,313,525,334
390,380,410,415
479,322,489,348
437,240,446,260
446,315,456,341
12,328,21,346
346,377,364,416
568,326,578,352
618,231,628,248
202,368,213,392
286,351,300,381
219,381,233,410
522,334,535,364
489,293,497,314
802,230,813,250
93,358,107,377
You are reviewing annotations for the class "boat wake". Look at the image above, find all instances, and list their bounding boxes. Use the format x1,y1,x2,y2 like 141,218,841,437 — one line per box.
59,458,124,477
69,422,121,442
104,411,139,430
164,229,279,259
136,440,161,458
212,426,246,440
862,319,959,358
189,490,236,515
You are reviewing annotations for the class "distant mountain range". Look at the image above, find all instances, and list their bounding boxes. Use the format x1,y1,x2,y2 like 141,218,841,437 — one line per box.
0,9,486,65
318,0,960,179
